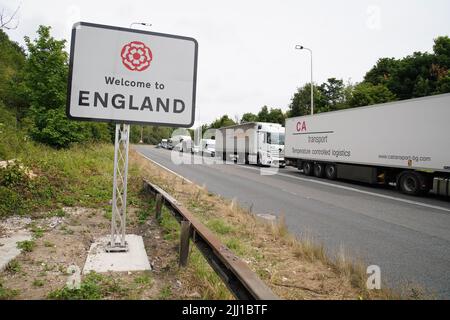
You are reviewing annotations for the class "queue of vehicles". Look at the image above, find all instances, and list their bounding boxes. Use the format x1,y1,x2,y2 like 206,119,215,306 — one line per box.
155,93,450,197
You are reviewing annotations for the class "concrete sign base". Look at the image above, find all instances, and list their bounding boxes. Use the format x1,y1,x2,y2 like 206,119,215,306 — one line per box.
0,231,32,272
83,234,151,274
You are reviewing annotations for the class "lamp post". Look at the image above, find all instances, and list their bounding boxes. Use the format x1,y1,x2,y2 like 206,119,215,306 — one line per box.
130,22,152,143
130,22,152,28
295,45,314,115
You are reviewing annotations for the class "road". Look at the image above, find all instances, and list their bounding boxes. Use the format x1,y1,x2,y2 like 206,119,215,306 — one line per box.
134,145,450,298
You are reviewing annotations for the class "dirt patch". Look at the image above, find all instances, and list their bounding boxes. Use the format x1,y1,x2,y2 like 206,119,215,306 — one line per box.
0,205,198,299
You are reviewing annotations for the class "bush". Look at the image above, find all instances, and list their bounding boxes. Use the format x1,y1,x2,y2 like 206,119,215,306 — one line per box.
0,186,27,217
29,108,86,148
0,102,27,160
0,162,31,217
0,161,29,188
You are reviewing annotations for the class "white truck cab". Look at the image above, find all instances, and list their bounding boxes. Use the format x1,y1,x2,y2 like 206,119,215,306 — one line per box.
215,122,285,167
201,139,216,157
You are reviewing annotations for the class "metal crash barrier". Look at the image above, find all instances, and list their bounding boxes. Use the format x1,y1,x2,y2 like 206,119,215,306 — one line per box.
142,179,279,300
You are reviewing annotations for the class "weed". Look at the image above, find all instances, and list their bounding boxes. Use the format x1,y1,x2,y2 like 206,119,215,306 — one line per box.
0,161,28,188
17,240,35,252
134,272,153,287
47,208,66,218
60,225,74,235
47,272,130,300
44,241,54,247
184,249,232,300
271,215,288,238
158,285,172,299
137,209,150,225
159,210,180,241
225,238,245,256
6,260,21,273
0,281,19,299
103,210,112,220
48,272,103,300
32,279,45,287
206,219,233,235
31,226,45,238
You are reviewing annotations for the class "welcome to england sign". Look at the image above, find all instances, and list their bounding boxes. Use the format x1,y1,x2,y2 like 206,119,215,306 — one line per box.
66,22,198,127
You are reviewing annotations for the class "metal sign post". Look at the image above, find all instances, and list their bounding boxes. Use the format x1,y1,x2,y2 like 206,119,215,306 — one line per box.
106,123,130,252
66,22,198,258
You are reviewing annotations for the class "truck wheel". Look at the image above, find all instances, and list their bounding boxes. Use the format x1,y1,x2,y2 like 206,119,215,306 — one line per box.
302,162,313,176
313,163,325,178
325,164,337,180
398,171,423,196
257,153,262,166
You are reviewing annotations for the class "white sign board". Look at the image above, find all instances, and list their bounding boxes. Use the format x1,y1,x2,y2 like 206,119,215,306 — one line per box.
66,22,198,127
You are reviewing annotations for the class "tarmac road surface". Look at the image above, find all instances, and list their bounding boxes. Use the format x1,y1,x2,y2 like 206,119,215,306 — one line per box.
134,145,450,298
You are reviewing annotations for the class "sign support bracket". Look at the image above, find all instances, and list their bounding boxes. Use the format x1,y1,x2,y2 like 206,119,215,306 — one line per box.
106,123,130,252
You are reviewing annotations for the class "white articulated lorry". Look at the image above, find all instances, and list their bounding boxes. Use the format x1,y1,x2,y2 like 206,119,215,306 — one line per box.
285,94,450,196
215,122,285,167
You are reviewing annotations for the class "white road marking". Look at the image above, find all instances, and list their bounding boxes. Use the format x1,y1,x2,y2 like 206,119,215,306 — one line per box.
136,151,194,184
137,149,450,213
240,165,450,213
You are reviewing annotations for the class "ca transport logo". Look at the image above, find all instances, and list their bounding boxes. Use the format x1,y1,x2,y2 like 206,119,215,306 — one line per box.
121,41,153,71
66,22,198,127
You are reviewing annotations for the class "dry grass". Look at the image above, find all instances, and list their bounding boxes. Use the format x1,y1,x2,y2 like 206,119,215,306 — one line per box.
130,148,416,300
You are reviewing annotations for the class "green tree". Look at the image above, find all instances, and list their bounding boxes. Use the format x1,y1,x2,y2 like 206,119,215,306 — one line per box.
129,125,175,144
433,35,450,68
267,108,285,125
288,83,322,117
364,57,398,87
241,112,258,123
435,70,450,93
23,26,68,112
318,78,347,112
257,106,270,122
209,115,236,129
348,82,396,108
0,29,27,119
22,26,111,147
364,36,450,99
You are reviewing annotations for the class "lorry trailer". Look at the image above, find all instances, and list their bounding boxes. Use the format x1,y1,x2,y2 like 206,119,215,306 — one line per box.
284,94,450,196
215,122,285,167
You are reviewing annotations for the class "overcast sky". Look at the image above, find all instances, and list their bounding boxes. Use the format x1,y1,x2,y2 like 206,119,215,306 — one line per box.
2,0,450,127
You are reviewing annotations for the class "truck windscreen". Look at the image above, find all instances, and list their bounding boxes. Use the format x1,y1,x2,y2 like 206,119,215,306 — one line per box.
267,132,285,145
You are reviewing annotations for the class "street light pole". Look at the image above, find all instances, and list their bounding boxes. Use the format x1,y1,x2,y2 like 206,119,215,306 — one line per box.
295,45,314,115
130,22,152,143
130,22,152,28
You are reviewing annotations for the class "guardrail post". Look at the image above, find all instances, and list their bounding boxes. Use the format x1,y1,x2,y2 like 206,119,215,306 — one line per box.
155,193,162,222
179,220,191,267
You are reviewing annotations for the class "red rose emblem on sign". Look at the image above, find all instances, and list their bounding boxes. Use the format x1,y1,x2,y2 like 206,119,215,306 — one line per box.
121,41,153,71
